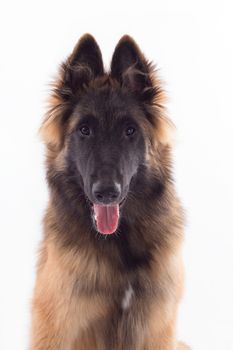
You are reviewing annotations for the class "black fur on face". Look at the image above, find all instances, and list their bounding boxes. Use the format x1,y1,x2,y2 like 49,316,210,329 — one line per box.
67,87,146,207
42,34,171,246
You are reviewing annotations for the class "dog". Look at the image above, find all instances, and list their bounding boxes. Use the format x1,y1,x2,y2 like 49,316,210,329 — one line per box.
30,34,190,349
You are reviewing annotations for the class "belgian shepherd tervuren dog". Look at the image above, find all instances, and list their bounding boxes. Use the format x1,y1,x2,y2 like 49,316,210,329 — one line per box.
30,34,190,349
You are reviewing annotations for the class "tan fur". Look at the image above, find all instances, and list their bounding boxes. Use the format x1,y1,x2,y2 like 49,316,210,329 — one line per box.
30,220,187,349
30,238,109,349
30,34,190,349
39,95,63,149
30,248,183,349
155,115,175,146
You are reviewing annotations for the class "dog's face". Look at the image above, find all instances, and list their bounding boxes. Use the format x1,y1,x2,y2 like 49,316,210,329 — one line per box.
68,88,146,234
41,34,171,236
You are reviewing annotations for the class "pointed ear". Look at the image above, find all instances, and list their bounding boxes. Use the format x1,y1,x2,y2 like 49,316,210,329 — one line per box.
39,34,103,150
111,35,154,101
60,33,104,99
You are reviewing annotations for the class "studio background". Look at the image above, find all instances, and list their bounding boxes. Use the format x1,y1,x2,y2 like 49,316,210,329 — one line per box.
0,1,232,349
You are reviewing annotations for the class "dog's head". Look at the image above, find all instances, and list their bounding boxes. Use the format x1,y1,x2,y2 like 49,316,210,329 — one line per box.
40,34,173,236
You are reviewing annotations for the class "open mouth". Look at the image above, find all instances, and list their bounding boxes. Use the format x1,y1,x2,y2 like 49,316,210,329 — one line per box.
89,198,126,235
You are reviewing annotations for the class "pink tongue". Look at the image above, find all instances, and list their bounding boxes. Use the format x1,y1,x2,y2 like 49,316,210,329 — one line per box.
93,204,119,234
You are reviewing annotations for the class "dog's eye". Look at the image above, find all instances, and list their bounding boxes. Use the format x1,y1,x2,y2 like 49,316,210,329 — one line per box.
125,127,136,136
80,126,90,136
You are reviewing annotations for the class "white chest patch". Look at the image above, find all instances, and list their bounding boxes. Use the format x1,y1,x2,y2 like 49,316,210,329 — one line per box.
122,284,134,310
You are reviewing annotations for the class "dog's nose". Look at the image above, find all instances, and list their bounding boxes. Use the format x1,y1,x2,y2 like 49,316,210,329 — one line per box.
92,182,121,204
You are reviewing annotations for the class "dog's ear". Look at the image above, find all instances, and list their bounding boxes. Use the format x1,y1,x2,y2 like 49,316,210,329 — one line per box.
40,34,103,150
60,33,104,99
111,36,173,146
111,35,155,102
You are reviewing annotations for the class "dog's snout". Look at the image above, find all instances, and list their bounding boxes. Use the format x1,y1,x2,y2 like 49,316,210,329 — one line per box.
92,182,121,204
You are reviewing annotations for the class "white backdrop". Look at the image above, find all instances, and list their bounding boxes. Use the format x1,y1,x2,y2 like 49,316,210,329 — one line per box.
0,1,233,349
